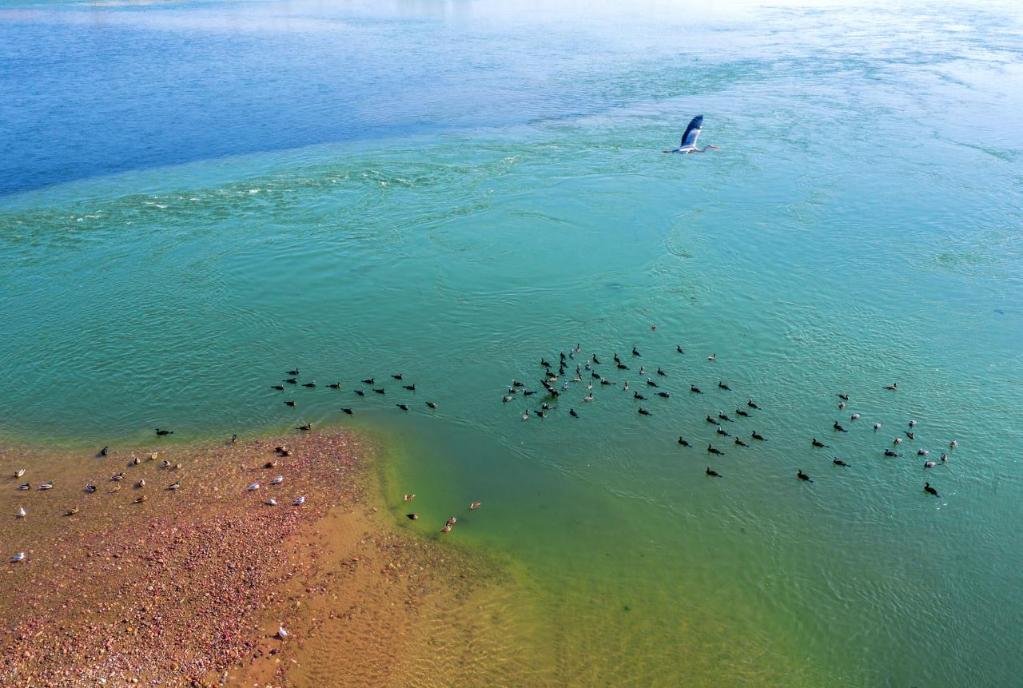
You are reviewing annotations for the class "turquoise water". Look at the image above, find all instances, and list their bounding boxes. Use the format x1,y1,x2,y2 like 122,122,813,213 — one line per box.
3,1,1023,685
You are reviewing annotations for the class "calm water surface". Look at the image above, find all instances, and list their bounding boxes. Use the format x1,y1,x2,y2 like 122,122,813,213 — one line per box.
2,1,1022,685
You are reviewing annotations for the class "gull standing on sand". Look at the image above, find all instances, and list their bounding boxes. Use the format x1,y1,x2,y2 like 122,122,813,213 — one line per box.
16,506,26,519
246,481,260,491
293,495,306,506
10,552,26,563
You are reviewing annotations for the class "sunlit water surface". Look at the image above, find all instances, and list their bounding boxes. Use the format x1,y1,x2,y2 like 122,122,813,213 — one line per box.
2,1,1022,685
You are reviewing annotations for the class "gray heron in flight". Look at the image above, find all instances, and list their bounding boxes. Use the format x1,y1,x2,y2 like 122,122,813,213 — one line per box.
664,115,719,154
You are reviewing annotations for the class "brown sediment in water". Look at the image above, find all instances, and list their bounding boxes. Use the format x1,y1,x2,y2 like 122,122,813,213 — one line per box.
0,431,521,687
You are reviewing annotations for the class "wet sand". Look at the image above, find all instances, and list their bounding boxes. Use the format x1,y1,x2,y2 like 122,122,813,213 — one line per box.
0,430,518,687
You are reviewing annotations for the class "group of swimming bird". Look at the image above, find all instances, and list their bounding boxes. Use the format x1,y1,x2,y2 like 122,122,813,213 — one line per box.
502,339,956,498
268,368,478,534
269,368,438,422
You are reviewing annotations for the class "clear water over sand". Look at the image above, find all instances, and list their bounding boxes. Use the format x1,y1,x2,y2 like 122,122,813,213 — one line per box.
2,1,1022,684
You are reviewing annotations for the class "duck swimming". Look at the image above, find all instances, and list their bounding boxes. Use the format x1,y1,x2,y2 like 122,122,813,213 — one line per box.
797,470,813,483
718,381,731,391
924,482,939,497
469,500,482,511
705,467,722,478
690,385,703,394
811,438,827,448
833,458,850,467
397,403,410,411
751,431,766,441
735,408,749,417
747,399,760,409
284,400,296,407
707,444,725,455
342,407,354,415
885,382,898,391
833,421,847,432
734,437,748,447
302,381,316,388
426,401,438,409
678,437,691,447
155,428,173,436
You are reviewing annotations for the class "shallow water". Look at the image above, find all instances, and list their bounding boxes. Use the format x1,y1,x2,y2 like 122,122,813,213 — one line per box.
2,0,1023,685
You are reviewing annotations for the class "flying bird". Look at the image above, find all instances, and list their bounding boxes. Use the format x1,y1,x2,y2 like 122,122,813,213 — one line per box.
665,115,719,154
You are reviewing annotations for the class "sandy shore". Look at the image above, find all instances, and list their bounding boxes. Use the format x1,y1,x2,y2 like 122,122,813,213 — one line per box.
0,430,512,687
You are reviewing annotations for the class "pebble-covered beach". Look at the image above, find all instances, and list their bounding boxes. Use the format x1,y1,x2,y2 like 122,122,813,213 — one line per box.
0,431,502,687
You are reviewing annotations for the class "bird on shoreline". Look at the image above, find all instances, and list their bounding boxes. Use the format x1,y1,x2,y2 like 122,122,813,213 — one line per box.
293,495,306,506
16,506,26,519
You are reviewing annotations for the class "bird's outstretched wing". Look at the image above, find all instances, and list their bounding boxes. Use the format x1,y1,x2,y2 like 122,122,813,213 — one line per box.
680,115,704,148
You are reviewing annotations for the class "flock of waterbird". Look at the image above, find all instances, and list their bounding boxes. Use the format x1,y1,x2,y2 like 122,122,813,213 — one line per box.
500,335,958,497
7,422,324,564
268,368,474,533
9,348,958,563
